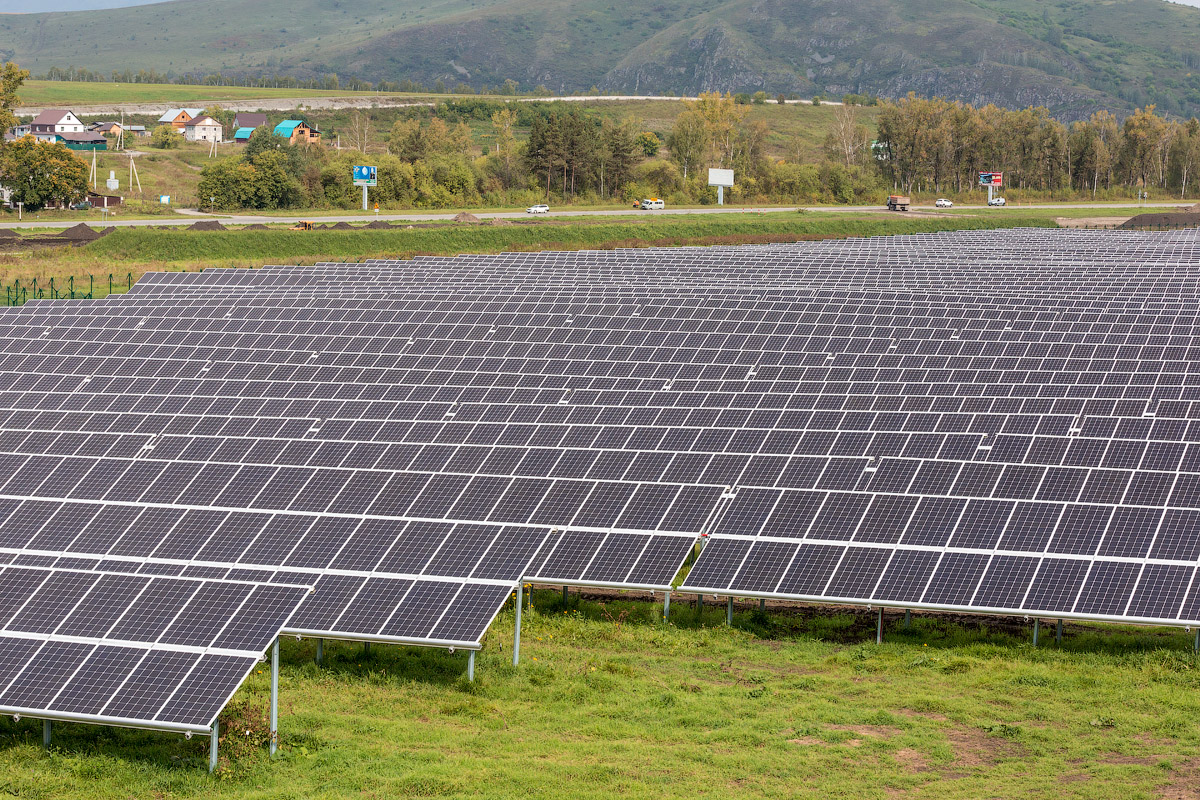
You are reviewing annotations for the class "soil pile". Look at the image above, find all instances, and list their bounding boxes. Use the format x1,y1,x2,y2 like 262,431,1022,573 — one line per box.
1119,207,1200,229
187,220,227,231
241,223,269,230
366,220,392,229
60,223,101,241
453,212,481,223
490,218,512,226
329,221,355,230
0,229,18,239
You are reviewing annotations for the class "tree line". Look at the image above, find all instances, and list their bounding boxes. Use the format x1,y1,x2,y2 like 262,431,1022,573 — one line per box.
875,94,1200,197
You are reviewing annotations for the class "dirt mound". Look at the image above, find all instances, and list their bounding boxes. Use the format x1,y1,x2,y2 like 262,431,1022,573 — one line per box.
241,223,269,230
60,223,101,241
329,221,355,230
0,229,18,239
187,220,227,231
1119,210,1200,229
99,227,116,237
490,218,513,226
453,212,481,223
365,220,392,229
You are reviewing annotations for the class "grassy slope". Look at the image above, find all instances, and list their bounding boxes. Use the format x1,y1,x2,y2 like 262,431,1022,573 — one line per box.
3,591,1199,798
0,212,1056,294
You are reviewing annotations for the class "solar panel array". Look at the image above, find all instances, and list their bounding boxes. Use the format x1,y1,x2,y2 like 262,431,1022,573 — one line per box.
5,226,1200,734
0,565,308,733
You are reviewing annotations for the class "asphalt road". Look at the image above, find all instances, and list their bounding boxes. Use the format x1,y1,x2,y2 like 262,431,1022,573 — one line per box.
0,202,1186,230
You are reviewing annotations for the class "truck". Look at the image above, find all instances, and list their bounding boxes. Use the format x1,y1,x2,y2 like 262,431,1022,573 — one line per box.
886,195,911,211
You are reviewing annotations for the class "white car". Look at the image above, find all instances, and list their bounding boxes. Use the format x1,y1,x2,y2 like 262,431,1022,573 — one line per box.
988,197,1006,207
935,198,953,208
526,204,550,214
639,198,665,210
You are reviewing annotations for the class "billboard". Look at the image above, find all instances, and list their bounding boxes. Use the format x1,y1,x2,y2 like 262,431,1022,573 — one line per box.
353,165,377,187
708,168,734,187
979,172,1003,187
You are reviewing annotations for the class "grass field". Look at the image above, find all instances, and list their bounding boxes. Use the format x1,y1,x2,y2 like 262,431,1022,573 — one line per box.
0,212,1058,301
2,589,1198,798
16,80,435,108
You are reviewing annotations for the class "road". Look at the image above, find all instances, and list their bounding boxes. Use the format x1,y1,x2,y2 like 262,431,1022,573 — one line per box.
0,202,1185,230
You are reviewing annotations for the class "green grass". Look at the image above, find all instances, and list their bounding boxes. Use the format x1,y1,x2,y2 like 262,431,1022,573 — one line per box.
16,80,437,107
4,590,1199,798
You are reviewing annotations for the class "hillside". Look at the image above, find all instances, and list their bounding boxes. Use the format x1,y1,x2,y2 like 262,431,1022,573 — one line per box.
5,0,1200,118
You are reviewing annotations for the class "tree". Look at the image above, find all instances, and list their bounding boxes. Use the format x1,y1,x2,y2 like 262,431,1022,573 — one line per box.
824,104,871,169
667,109,707,179
151,124,184,149
346,110,372,153
0,61,30,149
693,92,746,168
0,136,87,211
489,108,519,187
244,126,292,161
635,131,661,158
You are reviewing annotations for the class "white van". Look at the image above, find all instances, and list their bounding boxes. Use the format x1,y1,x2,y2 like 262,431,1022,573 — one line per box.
640,198,665,210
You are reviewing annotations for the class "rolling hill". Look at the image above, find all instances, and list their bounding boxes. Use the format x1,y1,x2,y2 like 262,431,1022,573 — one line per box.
4,0,1200,119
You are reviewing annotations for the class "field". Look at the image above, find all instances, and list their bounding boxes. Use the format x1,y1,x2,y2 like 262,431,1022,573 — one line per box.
0,212,1057,302
16,80,427,108
2,589,1198,799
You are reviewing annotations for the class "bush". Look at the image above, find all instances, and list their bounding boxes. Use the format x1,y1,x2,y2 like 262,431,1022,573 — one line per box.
150,124,183,149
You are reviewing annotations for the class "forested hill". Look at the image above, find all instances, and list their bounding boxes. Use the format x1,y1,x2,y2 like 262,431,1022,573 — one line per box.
5,0,1200,119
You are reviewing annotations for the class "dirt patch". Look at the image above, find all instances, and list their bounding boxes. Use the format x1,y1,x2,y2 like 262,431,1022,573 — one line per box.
827,724,901,738
0,229,19,239
1159,756,1200,800
186,220,227,231
240,223,269,230
945,726,1024,768
329,221,355,230
1056,216,1131,228
365,220,392,229
491,218,513,226
787,736,824,746
893,748,930,773
1104,752,1158,766
453,212,481,223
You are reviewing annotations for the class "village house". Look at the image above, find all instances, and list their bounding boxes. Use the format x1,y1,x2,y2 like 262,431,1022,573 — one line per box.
157,108,204,130
29,110,86,142
184,114,223,143
233,112,267,130
273,119,321,145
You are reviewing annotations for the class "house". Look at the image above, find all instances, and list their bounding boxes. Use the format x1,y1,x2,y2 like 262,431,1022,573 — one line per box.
233,127,256,143
4,122,30,141
125,125,148,138
233,112,267,130
184,115,223,143
90,121,122,136
157,108,204,130
86,191,122,209
273,119,321,145
56,131,108,151
29,110,86,142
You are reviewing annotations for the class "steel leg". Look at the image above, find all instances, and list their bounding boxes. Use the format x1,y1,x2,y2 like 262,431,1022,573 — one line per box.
663,591,670,623
726,596,733,625
904,609,911,628
513,583,523,666
42,720,50,748
269,638,279,757
467,650,475,682
316,638,323,666
1056,619,1063,644
563,585,568,606
876,607,883,644
1033,619,1040,646
209,720,219,773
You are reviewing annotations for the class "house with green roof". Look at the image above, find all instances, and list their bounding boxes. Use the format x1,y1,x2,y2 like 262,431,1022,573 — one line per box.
272,119,321,145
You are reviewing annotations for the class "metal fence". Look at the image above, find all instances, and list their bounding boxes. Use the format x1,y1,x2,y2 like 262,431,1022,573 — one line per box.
4,273,136,306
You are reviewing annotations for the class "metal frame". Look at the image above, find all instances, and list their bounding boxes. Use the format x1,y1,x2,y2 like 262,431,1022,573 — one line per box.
683,585,1200,632
286,628,482,652
1,706,211,735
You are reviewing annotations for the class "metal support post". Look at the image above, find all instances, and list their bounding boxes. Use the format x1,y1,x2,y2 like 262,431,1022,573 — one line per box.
904,609,911,629
1056,619,1063,645
269,638,279,757
876,608,883,644
696,593,702,614
1033,619,1040,646
759,598,766,612
726,596,733,625
362,184,368,211
467,650,475,682
513,583,523,666
663,591,670,622
1194,628,1199,653
316,638,323,666
42,719,50,748
363,642,370,658
208,720,219,773
562,585,568,607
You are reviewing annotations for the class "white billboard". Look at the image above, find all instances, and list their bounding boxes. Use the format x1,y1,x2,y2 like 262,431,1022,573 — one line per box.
708,168,734,187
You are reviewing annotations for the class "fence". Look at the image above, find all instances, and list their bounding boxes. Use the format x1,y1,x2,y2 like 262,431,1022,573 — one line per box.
4,273,135,306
